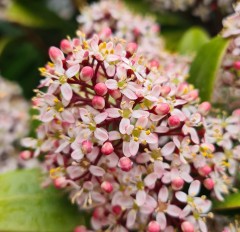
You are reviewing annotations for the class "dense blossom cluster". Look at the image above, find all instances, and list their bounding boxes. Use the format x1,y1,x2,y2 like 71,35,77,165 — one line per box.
77,0,164,59
0,77,30,172
145,0,234,21
22,31,240,232
214,2,240,109
77,0,191,81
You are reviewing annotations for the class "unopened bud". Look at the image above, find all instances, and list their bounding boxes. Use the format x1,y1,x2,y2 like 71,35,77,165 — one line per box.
198,102,211,115
49,46,64,62
92,96,105,110
204,178,214,190
181,221,194,232
126,42,138,54
94,83,108,96
198,165,212,176
147,221,160,232
118,157,133,172
101,181,113,193
101,142,114,155
54,176,67,189
171,177,184,190
112,205,122,215
80,66,94,82
109,89,121,99
234,61,240,70
168,115,180,128
155,103,170,115
74,226,87,232
161,86,171,96
60,39,72,53
20,150,32,160
82,140,93,154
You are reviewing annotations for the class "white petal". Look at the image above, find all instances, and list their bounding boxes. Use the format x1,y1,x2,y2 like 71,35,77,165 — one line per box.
105,108,120,118
158,186,169,202
94,128,108,142
129,140,139,156
162,142,175,156
126,210,136,228
144,173,158,187
136,190,147,206
167,205,181,217
41,110,54,122
106,65,116,76
105,79,118,90
89,165,105,176
189,180,201,196
121,88,137,100
66,64,80,78
94,112,108,124
71,149,84,160
132,110,149,118
109,131,121,141
119,118,130,134
60,83,72,101
175,191,187,203
156,212,167,230
61,110,75,123
155,126,169,133
171,109,186,121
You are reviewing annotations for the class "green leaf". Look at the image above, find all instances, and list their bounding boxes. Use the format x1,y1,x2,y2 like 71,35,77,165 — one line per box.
188,36,230,101
0,169,87,232
178,27,210,55
4,0,71,29
213,192,240,212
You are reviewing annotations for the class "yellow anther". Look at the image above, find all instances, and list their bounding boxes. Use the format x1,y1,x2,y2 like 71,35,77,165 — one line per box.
58,107,64,112
145,130,151,135
134,137,139,142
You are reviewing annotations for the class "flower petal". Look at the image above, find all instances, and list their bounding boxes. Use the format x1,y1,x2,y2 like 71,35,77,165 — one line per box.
66,64,80,78
94,128,108,142
60,83,72,101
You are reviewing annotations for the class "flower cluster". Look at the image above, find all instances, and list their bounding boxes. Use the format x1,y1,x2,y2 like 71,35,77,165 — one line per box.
145,0,234,21
22,31,240,232
77,0,164,59
0,77,31,172
214,2,240,110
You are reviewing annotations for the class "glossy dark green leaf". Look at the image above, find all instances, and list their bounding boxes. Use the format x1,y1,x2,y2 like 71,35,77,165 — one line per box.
213,192,240,212
178,27,210,55
0,169,86,232
188,36,230,101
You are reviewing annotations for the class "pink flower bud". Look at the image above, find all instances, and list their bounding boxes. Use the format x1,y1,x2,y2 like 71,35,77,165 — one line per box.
118,157,133,172
101,181,113,193
149,59,160,68
101,142,114,155
94,83,108,96
155,103,170,115
93,207,104,219
147,221,161,232
171,177,184,190
92,96,105,110
198,102,211,115
181,221,194,232
126,42,138,54
168,115,180,128
109,89,121,99
186,90,198,101
54,176,67,189
99,27,112,39
74,226,87,232
49,46,64,62
60,39,72,53
161,86,171,96
233,109,240,117
198,165,212,176
234,61,240,70
204,178,214,190
82,140,93,154
20,150,32,160
80,66,94,82
112,205,122,215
